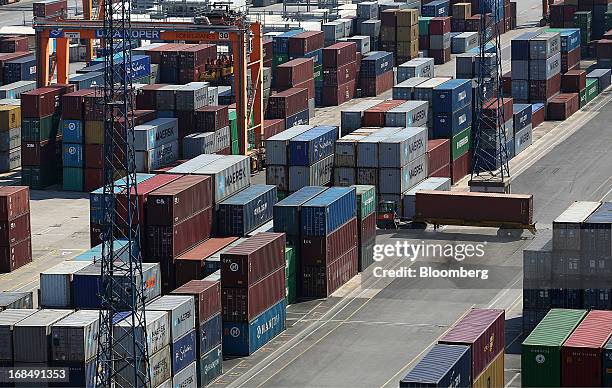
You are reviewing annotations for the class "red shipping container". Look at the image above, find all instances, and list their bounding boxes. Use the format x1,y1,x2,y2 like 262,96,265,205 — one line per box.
83,94,105,121
430,164,451,179
21,139,58,166
358,212,376,245
174,237,238,287
321,79,356,106
532,105,545,128
263,39,273,62
439,309,505,381
216,146,231,155
0,186,29,221
0,237,32,273
360,70,394,97
322,42,357,68
430,48,451,64
301,217,358,266
596,39,612,59
146,175,213,226
322,60,358,86
85,144,103,169
451,151,471,184
561,47,581,73
301,246,358,298
33,0,67,17
146,206,213,260
20,87,64,118
561,70,586,92
547,93,579,120
137,84,168,110
0,212,30,246
429,17,451,35
61,89,96,120
261,119,285,145
288,31,324,56
362,100,405,127
530,73,561,102
222,266,285,322
275,57,314,87
146,44,181,64
0,37,29,53
427,139,451,175
178,44,216,69
483,97,513,124
415,190,533,224
287,78,315,100
172,279,222,324
561,310,612,387
195,105,229,132
502,71,512,95
84,168,103,193
220,232,285,288
266,88,309,118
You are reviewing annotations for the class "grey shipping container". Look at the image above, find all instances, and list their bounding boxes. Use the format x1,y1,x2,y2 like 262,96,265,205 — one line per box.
156,85,183,110
385,101,429,128
378,127,428,168
335,134,367,167
392,77,429,100
357,167,378,186
216,184,276,236
175,82,209,111
266,165,289,192
0,126,21,151
523,230,553,283
214,126,231,151
529,32,560,60
347,36,371,53
173,360,197,388
414,77,451,103
114,310,170,357
0,81,36,99
456,53,477,77
340,100,382,135
514,124,533,155
397,59,434,83
430,33,451,50
323,21,345,41
207,86,219,106
168,154,224,174
183,132,217,158
40,261,92,308
133,118,179,151
288,154,333,191
263,67,272,90
135,139,179,172
400,344,471,387
13,309,74,362
334,167,356,187
360,20,381,38
192,155,251,203
265,125,314,165
553,201,600,251
512,60,529,81
0,309,37,361
146,295,195,341
0,147,20,172
402,177,451,219
528,53,561,81
117,345,171,388
378,154,428,194
0,292,33,311
51,309,100,362
451,32,479,54
356,127,402,168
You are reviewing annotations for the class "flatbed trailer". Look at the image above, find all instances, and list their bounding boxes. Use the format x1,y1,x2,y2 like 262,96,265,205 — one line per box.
411,216,537,237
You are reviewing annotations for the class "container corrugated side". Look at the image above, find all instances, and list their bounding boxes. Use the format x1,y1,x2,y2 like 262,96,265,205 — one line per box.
356,127,403,168
117,345,171,388
378,127,428,168
198,344,222,387
50,309,100,362
265,125,314,165
217,185,276,236
273,186,327,238
351,185,376,219
552,201,600,251
402,177,451,219
171,329,196,374
192,156,251,203
173,360,197,388
288,125,338,166
300,187,357,236
13,309,74,362
378,154,428,194
114,310,170,357
400,344,471,387
40,261,92,308
0,292,33,310
0,309,37,361
288,155,333,192
146,295,195,341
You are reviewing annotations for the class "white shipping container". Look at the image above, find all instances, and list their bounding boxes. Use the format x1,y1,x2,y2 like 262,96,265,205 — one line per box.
323,21,345,41
13,309,75,363
356,127,403,168
40,261,92,308
183,132,216,158
192,155,251,203
384,101,429,128
146,295,195,341
347,35,371,53
172,361,197,388
378,126,428,168
335,134,367,167
214,126,231,151
117,345,171,388
378,154,428,194
51,309,100,362
133,118,179,151
175,82,209,111
135,139,179,172
114,310,170,357
0,80,36,99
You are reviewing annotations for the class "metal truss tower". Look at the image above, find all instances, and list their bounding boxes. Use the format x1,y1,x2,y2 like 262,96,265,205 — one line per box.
94,0,150,385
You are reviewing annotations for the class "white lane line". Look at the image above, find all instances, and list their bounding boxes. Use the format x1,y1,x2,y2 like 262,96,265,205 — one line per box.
505,372,521,388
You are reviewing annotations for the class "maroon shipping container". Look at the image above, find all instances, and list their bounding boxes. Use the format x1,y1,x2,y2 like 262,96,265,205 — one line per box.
430,164,451,179
195,105,229,132
322,60,358,86
502,71,512,95
0,37,28,53
321,80,356,106
561,310,612,387
358,212,376,245
532,105,545,128
415,190,533,224
596,39,612,59
0,212,30,246
362,100,406,127
145,44,181,64
530,73,561,102
483,97,513,124
174,237,238,288
561,70,586,92
302,246,358,298
20,87,64,118
0,237,32,273
83,94,105,121
220,232,285,288
427,139,451,175
561,47,581,73
360,70,394,97
259,119,285,147
178,44,216,69
146,206,213,260
33,0,67,17
263,39,273,62
21,138,58,166
146,175,213,226
322,42,357,68
222,267,285,322
85,145,103,169
288,31,324,56
451,151,471,184
275,58,314,87
84,168,103,193
429,17,451,35
136,84,168,110
439,309,505,381
292,78,315,100
0,186,29,221
547,93,579,120
430,48,451,65
301,217,358,266
61,89,96,120
266,88,309,118
172,279,222,324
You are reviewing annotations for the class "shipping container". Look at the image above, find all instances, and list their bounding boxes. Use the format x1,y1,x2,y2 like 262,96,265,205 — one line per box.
472,351,504,388
302,245,358,298
399,344,471,387
172,279,221,324
379,154,428,194
146,295,195,342
40,261,91,308
170,329,196,374
301,217,357,266
191,155,251,204
288,125,338,166
523,231,553,283
198,344,222,386
146,175,213,226
273,186,327,240
113,310,169,358
167,153,223,174
301,187,356,236
377,127,428,168
117,345,171,388
352,185,376,219
174,238,237,287
403,177,451,220
432,79,472,113
51,309,99,362
0,291,33,311
553,201,600,251
172,360,197,388
133,118,178,151
0,308,37,361
288,154,333,192
356,127,402,168
385,101,429,128
217,185,276,237
13,309,74,362
522,309,587,387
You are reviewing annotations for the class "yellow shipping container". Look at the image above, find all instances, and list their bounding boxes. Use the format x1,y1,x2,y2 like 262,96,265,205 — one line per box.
84,121,104,144
396,9,419,27
397,25,419,42
0,105,21,131
473,351,504,388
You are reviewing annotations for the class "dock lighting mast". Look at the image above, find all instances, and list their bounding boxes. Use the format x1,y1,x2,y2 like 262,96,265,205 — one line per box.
469,0,511,193
94,0,150,384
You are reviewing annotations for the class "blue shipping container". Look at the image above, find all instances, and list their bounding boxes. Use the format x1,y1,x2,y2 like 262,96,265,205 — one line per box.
285,109,309,130
78,55,150,82
217,185,277,237
511,32,542,61
433,104,472,138
421,0,449,17
273,186,327,238
200,313,222,355
399,344,471,387
289,125,338,166
604,338,612,387
51,359,96,388
273,29,305,54
292,49,322,67
222,299,286,356
63,143,84,167
513,103,533,133
301,187,356,236
89,173,154,223
432,79,472,114
69,72,104,90
3,56,37,83
73,239,135,262
198,345,222,387
360,51,394,78
556,29,580,52
62,120,84,143
172,330,197,374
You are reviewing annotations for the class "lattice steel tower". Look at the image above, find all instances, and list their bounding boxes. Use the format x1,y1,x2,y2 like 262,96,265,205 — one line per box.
469,0,511,193
94,0,150,385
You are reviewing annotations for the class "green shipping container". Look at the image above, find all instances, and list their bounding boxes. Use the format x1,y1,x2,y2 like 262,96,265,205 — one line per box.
351,185,376,219
313,65,323,82
359,241,375,272
273,53,289,68
579,89,587,108
521,309,587,388
63,167,84,191
285,246,296,278
22,115,57,142
451,126,471,161
586,78,598,103
21,166,57,189
418,17,432,36
286,275,297,304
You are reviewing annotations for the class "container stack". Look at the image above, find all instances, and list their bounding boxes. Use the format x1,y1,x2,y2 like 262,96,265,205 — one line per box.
547,28,581,73
0,81,36,99
287,30,324,88
510,31,540,102
0,291,33,310
334,127,378,187
134,118,179,172
428,17,452,64
426,139,451,179
221,233,287,356
266,88,310,128
451,2,472,32
272,29,304,69
61,89,94,191
340,100,383,135
0,103,21,172
173,237,237,286
300,187,358,298
380,9,419,65
476,97,514,171
0,186,31,273
266,125,313,195
397,58,435,83
360,51,394,97
352,185,376,271
413,77,451,130
320,42,358,106
403,177,452,220
177,44,217,84
512,103,533,157
216,184,276,237
2,55,36,84
275,57,315,113
573,11,591,58
172,279,223,387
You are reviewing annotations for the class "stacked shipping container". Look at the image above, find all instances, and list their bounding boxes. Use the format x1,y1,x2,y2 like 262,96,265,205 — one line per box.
352,185,376,271
0,103,21,172
0,186,31,273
